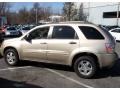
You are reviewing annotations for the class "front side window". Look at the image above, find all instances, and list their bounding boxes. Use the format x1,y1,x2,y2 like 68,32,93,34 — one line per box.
52,26,77,39
28,27,49,39
79,26,104,39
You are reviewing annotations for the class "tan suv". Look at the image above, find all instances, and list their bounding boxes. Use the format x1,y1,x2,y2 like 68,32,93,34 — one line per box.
0,22,118,78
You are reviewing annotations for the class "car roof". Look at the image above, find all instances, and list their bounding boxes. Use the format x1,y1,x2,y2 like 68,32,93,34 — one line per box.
36,21,96,27
49,21,93,25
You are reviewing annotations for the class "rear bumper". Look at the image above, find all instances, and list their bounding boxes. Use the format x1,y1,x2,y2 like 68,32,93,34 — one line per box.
97,52,118,68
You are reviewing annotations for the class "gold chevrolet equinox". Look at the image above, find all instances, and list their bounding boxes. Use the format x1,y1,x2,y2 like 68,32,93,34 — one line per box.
0,21,118,78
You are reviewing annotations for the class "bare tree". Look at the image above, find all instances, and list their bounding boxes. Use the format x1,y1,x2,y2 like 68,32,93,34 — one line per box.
63,2,77,21
0,2,53,25
42,7,52,20
29,8,36,24
6,12,18,25
0,2,12,26
78,3,87,21
18,7,29,24
29,3,52,24
0,2,11,16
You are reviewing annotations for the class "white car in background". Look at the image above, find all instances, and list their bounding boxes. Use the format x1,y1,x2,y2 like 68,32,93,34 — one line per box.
20,26,31,35
4,26,21,37
109,28,120,41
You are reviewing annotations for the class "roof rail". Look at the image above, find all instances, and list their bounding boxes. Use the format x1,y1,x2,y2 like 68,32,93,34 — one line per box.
59,21,85,23
41,21,93,24
47,21,86,24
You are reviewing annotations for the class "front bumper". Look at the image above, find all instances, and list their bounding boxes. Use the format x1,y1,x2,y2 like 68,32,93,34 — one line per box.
97,52,118,68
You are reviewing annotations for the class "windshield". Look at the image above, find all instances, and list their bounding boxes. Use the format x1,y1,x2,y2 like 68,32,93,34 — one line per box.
7,27,16,31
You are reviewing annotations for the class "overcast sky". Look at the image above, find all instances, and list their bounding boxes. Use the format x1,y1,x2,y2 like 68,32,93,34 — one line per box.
10,2,64,13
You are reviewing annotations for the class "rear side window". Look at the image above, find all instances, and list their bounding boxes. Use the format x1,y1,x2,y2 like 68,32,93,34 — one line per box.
79,26,104,39
52,26,78,39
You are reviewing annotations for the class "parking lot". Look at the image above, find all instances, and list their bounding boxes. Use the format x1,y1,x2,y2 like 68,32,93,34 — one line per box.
0,40,120,88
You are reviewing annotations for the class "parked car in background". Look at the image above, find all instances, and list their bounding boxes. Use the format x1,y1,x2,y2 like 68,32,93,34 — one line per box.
0,25,9,36
29,24,36,29
107,26,120,30
4,26,21,37
20,26,31,35
98,25,109,31
0,28,4,43
0,21,118,79
109,28,120,41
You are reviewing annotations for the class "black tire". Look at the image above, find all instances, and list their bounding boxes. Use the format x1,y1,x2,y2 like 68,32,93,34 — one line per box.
0,54,3,58
4,49,19,66
74,56,97,79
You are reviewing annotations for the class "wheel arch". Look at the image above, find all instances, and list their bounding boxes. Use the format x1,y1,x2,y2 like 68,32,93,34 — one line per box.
71,52,100,68
3,46,20,59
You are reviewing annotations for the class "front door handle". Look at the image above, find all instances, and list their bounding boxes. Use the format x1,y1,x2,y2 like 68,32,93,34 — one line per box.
69,42,76,44
40,42,47,44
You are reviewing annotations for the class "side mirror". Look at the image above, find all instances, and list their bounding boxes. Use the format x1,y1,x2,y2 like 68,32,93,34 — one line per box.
24,34,32,41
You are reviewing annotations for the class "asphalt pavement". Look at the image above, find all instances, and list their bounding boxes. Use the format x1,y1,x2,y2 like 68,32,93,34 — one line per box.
0,41,120,88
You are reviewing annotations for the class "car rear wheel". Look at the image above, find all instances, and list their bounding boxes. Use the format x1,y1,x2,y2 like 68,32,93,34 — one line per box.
4,49,19,66
74,56,97,79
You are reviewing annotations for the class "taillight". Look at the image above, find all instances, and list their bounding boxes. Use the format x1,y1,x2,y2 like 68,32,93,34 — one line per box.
105,43,114,53
2,29,5,32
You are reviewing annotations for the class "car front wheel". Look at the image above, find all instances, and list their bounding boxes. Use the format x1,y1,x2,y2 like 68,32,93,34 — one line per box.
4,49,19,66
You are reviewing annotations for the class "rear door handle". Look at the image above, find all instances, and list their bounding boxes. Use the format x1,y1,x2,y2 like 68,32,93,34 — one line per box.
40,42,47,44
69,42,76,44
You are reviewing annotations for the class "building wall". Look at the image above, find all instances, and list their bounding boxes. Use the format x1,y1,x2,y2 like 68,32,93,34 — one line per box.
75,2,120,26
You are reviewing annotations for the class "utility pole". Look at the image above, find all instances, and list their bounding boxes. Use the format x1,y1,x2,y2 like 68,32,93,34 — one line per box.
35,8,38,25
117,2,120,26
88,2,90,22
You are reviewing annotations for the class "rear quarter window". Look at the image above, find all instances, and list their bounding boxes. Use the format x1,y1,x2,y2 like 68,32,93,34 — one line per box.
79,26,104,39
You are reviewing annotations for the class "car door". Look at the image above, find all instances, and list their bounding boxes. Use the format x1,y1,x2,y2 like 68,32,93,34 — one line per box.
21,26,50,61
47,25,80,64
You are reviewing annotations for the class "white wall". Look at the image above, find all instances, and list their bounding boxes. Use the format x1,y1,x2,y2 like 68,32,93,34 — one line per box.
75,2,120,26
